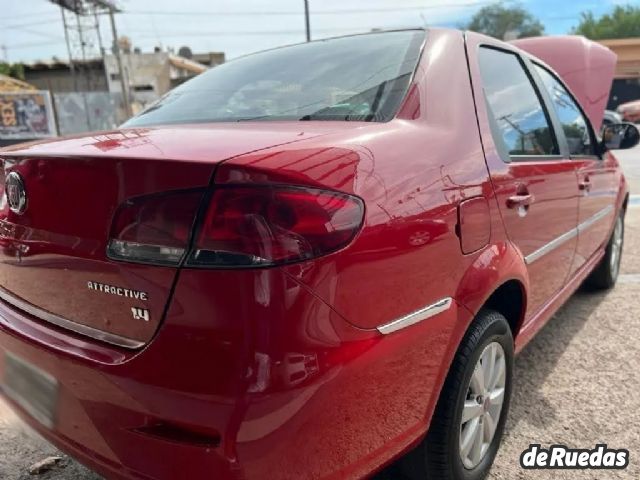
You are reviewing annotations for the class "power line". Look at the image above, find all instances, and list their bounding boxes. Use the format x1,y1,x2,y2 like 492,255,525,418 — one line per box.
1,18,62,30
131,28,371,39
125,1,497,17
1,40,67,50
16,27,64,41
1,11,61,20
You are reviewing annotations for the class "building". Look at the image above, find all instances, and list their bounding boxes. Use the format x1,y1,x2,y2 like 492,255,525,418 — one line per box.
23,59,108,93
19,47,220,134
22,47,219,110
598,38,640,109
103,50,209,110
191,51,226,68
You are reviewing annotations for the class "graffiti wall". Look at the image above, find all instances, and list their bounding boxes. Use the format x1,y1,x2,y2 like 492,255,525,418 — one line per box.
0,91,56,139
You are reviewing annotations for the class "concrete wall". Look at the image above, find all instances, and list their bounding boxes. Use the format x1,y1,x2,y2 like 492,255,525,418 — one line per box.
104,52,171,108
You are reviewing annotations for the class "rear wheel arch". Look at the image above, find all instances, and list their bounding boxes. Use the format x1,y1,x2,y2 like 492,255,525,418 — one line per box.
450,278,526,384
455,241,529,338
420,274,526,434
482,280,526,339
404,282,524,477
400,309,515,480
409,245,528,449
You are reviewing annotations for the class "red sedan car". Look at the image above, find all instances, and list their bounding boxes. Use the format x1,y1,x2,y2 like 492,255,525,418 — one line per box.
0,29,637,480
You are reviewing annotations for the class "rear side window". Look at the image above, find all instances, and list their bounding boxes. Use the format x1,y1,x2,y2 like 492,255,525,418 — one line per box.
478,47,558,157
124,31,424,126
533,64,594,156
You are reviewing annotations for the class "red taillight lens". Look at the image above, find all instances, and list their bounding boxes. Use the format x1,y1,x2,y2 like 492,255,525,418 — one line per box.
187,186,364,267
107,190,204,265
107,186,363,268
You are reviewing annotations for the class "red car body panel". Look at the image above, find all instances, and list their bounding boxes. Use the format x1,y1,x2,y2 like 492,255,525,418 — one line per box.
217,30,501,331
0,124,341,163
0,28,628,480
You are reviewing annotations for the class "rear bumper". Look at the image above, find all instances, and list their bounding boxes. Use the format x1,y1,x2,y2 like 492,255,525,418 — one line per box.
1,395,151,480
0,307,237,480
0,267,465,480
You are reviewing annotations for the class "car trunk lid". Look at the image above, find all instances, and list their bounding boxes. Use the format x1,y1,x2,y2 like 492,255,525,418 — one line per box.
0,124,334,347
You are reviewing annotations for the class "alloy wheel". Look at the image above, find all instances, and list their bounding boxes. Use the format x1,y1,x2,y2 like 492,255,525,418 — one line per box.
610,215,623,280
459,341,506,470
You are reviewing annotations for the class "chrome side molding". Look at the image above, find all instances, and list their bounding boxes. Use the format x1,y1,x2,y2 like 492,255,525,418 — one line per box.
525,205,614,265
525,228,577,265
0,286,144,349
377,297,453,335
577,205,614,233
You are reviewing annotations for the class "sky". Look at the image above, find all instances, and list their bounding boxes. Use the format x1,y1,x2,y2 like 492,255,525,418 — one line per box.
1,0,638,64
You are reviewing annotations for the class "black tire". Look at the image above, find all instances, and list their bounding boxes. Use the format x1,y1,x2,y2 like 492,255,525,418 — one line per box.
400,310,514,480
585,211,624,290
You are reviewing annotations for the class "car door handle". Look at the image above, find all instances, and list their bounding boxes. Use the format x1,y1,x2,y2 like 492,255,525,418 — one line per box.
506,194,534,209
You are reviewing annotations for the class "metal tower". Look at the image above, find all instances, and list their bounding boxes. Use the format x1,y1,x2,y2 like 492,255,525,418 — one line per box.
48,0,131,114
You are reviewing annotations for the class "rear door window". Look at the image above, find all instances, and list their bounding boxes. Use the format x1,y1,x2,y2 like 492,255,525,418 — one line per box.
533,64,595,156
478,47,558,157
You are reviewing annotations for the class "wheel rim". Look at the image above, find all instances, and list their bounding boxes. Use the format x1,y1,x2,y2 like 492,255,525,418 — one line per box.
408,231,430,246
459,342,506,470
610,216,623,279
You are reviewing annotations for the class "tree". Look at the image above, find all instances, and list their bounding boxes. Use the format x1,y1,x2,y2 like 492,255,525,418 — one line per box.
573,5,640,40
0,63,25,80
464,3,544,40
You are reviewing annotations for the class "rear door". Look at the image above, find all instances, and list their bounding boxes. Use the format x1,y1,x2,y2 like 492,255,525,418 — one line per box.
531,63,617,273
469,37,580,318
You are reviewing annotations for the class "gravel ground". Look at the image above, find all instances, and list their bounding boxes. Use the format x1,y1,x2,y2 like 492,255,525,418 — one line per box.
487,205,640,480
1,166,639,479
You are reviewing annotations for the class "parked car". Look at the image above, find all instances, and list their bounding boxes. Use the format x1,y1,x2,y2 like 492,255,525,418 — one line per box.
0,29,636,480
617,99,640,123
603,109,623,126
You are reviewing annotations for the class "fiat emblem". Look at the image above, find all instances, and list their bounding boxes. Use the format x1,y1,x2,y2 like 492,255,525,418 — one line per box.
5,172,27,214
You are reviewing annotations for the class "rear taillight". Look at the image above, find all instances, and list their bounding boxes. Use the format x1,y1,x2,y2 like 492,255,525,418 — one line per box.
107,186,364,268
107,190,204,266
187,186,364,267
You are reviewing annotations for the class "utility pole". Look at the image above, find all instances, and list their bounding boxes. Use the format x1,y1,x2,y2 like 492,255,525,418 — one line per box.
304,0,311,42
60,6,78,92
108,9,132,117
50,0,132,118
94,6,110,98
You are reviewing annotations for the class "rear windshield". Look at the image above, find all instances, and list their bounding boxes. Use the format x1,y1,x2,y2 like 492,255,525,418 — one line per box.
124,30,424,126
